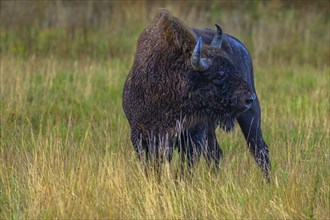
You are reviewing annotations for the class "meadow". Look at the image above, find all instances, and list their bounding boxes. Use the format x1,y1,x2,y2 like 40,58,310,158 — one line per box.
0,1,329,219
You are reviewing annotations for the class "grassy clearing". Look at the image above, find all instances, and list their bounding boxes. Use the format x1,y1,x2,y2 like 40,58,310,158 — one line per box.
1,58,328,219
1,1,329,219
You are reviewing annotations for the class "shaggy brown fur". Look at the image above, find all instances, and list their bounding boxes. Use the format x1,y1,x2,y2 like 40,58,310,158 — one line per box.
122,9,267,175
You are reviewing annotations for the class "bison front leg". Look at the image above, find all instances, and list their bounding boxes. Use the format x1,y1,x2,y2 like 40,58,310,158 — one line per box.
130,127,146,161
179,127,204,169
131,127,174,177
205,126,223,170
237,97,271,181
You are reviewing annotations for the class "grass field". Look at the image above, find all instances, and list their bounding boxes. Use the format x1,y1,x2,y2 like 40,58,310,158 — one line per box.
1,1,329,219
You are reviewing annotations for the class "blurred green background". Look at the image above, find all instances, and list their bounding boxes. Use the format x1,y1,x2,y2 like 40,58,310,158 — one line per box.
1,0,328,66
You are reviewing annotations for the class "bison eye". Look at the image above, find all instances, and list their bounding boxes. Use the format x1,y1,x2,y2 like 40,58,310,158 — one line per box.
219,71,225,76
212,77,225,86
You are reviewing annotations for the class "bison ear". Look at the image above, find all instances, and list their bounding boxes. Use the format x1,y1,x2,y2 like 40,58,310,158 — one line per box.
191,37,211,72
210,24,223,48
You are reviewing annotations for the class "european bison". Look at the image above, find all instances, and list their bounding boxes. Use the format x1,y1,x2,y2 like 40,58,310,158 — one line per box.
123,9,271,180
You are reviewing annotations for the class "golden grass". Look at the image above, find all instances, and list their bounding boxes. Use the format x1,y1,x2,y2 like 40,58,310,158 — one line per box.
1,55,329,218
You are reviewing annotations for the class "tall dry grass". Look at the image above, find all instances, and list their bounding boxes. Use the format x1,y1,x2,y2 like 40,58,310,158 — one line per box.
1,1,329,219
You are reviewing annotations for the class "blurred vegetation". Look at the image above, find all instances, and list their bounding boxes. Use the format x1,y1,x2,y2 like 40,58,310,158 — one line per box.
1,0,329,66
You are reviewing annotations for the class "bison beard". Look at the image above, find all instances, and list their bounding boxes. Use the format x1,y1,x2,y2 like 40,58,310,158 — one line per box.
123,9,271,181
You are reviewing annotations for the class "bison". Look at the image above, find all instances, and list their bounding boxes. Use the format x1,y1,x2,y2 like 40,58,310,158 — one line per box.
122,9,271,181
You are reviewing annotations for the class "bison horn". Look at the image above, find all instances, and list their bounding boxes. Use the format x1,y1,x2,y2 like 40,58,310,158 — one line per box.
191,37,211,72
210,24,223,48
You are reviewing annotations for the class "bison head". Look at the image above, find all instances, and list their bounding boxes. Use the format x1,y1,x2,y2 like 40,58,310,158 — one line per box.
188,34,255,131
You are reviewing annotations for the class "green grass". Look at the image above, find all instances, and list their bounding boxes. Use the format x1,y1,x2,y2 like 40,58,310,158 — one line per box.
1,2,329,219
